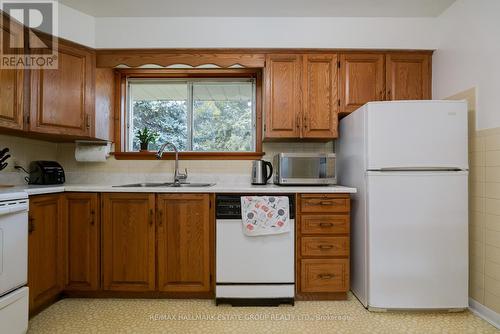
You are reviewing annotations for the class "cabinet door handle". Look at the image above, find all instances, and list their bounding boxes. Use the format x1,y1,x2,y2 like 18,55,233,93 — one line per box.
90,209,95,226
296,114,301,130
318,273,334,280
318,244,334,250
85,114,91,129
303,114,308,129
149,209,154,226
158,210,163,227
319,222,334,227
28,216,35,233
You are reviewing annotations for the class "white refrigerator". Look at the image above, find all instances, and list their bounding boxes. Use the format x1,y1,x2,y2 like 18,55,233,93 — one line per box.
337,100,469,310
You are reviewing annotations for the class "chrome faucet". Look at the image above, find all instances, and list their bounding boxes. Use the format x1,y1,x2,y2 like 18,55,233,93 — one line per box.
156,142,188,185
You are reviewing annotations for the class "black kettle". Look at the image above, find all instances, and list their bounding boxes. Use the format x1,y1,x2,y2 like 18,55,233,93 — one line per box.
251,160,273,185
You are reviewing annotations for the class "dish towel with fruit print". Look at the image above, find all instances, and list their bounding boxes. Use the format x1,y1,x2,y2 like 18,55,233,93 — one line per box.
240,196,290,236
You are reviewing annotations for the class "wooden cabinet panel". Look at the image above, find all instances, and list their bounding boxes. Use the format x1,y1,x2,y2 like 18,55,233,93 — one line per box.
340,53,384,114
302,54,338,138
300,194,350,213
300,259,349,293
0,22,24,131
29,40,95,137
264,54,302,138
0,68,24,131
157,194,211,293
28,194,64,313
102,193,155,291
301,237,349,257
64,193,99,291
300,215,349,235
386,53,431,101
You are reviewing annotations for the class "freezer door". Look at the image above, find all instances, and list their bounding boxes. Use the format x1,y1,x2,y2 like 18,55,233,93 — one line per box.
367,171,468,309
366,101,468,170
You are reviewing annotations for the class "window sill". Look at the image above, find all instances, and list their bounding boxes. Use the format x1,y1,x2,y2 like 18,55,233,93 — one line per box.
112,151,265,160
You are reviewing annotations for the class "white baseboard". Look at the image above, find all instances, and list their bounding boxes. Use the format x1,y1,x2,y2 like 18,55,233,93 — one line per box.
469,298,500,329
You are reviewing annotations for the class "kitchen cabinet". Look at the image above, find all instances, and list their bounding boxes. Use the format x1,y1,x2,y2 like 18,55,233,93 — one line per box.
102,193,156,291
296,193,351,300
29,38,96,138
64,193,100,291
156,194,212,294
264,54,302,139
386,53,431,101
264,53,339,140
339,53,385,114
0,67,24,131
28,194,64,313
302,54,339,138
0,20,25,131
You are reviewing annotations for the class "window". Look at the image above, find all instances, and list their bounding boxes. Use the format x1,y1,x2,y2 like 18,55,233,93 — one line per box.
126,78,256,153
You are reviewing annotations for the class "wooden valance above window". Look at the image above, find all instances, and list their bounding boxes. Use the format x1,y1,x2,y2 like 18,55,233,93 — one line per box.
96,49,266,68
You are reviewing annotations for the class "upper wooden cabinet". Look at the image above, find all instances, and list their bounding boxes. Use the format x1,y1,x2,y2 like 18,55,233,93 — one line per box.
29,40,95,138
302,54,339,138
28,194,64,313
156,194,212,294
264,54,302,139
102,193,156,292
339,53,385,114
64,193,100,291
0,68,24,131
264,53,339,140
386,53,431,101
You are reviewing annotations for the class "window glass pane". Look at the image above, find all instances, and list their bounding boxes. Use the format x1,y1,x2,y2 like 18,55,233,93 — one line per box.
192,82,254,152
130,82,188,151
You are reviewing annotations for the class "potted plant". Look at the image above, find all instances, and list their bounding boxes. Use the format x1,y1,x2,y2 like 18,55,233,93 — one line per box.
136,127,159,151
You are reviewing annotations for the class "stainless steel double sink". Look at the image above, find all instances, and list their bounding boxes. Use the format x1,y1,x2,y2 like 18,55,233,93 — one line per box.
113,182,215,188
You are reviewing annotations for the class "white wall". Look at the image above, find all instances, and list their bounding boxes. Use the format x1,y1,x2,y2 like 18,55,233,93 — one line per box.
58,3,95,47
433,0,500,130
94,17,439,49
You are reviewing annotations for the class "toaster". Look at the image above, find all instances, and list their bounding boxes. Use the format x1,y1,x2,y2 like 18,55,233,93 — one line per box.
29,161,65,185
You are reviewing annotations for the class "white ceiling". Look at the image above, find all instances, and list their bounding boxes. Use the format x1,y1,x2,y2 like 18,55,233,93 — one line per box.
59,0,456,18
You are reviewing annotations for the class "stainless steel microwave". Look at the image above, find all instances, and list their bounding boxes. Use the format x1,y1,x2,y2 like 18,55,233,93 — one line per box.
273,153,336,185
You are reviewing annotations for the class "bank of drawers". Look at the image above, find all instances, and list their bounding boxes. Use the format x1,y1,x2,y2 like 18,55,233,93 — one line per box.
296,194,350,298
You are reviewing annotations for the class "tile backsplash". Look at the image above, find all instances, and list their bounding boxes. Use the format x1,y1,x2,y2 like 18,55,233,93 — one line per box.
0,136,333,185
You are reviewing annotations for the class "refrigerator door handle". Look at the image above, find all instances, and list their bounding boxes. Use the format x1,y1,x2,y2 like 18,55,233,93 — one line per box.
377,167,464,172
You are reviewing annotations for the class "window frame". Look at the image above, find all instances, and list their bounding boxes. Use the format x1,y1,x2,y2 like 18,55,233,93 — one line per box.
113,68,264,160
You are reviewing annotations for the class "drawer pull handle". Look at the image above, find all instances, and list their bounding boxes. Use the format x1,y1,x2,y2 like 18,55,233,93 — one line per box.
318,245,334,250
318,273,334,280
319,222,334,227
319,201,333,205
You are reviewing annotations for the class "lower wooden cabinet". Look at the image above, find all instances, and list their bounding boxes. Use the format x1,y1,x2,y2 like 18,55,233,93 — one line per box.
296,193,351,300
64,193,100,291
156,194,212,294
28,194,64,313
101,193,156,291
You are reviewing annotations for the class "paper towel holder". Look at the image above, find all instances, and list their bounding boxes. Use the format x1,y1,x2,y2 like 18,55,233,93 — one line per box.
75,140,112,162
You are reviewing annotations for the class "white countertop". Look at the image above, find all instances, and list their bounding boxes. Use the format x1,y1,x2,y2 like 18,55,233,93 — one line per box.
2,183,356,196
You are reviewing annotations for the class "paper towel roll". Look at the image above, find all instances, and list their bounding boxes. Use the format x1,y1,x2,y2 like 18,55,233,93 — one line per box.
75,141,111,162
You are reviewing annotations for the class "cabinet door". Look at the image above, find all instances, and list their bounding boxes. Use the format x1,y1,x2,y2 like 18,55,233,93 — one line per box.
264,54,302,139
386,53,431,101
302,54,339,138
28,194,64,313
340,53,384,114
64,193,99,291
0,68,24,131
29,40,95,137
0,22,24,131
157,194,212,293
102,193,155,291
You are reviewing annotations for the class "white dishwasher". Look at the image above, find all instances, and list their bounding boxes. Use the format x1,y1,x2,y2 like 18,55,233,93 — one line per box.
215,194,295,306
0,191,29,334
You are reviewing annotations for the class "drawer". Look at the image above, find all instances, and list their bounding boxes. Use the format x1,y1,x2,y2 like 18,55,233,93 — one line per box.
301,237,349,257
300,215,349,234
300,259,349,293
300,195,350,213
